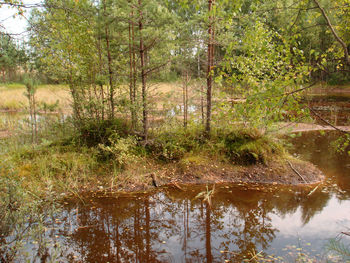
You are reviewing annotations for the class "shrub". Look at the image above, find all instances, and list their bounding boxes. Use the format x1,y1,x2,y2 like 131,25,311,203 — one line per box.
98,135,138,168
219,128,283,165
0,167,56,262
145,138,187,162
145,126,203,162
78,118,130,147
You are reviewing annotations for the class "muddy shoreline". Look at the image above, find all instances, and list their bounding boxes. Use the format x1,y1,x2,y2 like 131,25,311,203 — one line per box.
91,158,325,195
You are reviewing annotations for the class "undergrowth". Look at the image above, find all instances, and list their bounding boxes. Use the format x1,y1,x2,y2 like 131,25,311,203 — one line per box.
145,124,285,165
1,118,288,196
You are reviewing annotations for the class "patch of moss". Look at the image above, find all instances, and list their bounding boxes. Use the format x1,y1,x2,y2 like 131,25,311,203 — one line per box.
221,128,285,165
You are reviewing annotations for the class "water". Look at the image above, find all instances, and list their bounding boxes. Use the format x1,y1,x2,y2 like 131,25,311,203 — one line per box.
305,91,350,126
0,112,66,140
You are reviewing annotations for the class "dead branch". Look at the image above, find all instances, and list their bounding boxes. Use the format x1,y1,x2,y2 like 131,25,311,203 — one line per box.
307,106,350,135
286,160,307,183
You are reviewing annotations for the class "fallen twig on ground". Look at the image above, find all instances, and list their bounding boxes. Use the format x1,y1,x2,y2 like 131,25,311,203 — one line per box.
286,160,307,183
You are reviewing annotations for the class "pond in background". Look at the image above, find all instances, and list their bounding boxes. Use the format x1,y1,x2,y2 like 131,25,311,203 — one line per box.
304,91,350,126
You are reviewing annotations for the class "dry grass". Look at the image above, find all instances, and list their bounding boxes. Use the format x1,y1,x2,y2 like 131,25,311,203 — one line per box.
0,84,71,112
147,81,203,113
152,82,181,93
0,82,185,113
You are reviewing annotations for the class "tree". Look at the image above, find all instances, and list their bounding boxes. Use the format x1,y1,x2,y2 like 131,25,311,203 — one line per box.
0,34,27,82
206,0,215,135
23,76,38,143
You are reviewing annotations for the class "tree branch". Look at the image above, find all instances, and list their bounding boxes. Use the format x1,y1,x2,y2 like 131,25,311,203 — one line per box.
312,0,350,65
144,61,169,76
287,160,307,183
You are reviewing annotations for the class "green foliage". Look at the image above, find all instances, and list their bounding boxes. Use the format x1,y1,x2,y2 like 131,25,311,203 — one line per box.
331,134,350,155
216,127,284,165
98,135,139,168
0,162,59,262
39,100,60,112
144,124,284,165
145,125,204,162
219,19,309,129
23,76,38,97
78,118,130,147
0,34,28,83
327,72,350,85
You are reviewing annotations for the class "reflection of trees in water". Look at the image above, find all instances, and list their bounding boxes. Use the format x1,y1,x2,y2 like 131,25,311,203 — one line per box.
218,199,276,261
266,186,330,225
299,190,330,225
206,188,277,262
59,196,169,262
51,184,332,262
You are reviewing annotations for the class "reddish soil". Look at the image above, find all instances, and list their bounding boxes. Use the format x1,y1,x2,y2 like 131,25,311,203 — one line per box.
115,157,325,194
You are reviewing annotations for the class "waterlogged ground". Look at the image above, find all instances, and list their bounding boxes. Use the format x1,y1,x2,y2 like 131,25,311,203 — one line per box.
6,131,349,263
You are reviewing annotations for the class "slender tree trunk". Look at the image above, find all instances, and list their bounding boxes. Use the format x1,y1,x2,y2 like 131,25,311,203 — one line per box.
132,20,137,113
97,30,105,120
92,76,99,120
197,45,205,124
183,70,189,128
185,72,188,128
29,95,34,144
103,0,115,119
183,73,186,128
138,0,148,139
206,0,215,136
129,5,137,130
132,11,137,127
33,93,37,143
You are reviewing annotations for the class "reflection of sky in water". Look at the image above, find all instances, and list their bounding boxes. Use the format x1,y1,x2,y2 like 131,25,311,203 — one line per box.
272,197,350,238
268,196,350,258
